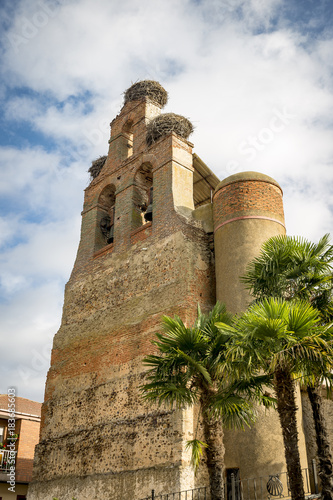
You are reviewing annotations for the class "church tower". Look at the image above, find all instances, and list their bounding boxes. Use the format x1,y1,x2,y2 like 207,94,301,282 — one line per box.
28,81,308,500
28,81,217,500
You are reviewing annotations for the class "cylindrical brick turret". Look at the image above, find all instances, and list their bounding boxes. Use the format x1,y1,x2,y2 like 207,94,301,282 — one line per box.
213,171,285,313
214,172,310,481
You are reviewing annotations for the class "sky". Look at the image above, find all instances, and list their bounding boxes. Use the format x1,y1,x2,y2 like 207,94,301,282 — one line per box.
0,0,333,403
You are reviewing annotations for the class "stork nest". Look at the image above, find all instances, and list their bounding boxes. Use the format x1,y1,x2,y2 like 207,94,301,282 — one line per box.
146,113,194,147
88,155,107,179
124,80,168,108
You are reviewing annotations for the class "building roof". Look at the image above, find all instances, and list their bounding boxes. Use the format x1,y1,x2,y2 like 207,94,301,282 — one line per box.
215,170,282,192
193,153,220,208
0,395,42,418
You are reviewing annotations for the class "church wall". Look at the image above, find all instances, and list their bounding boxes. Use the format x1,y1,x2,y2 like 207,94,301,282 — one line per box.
29,122,216,499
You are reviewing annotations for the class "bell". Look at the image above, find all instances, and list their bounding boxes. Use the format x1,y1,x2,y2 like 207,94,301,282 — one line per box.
100,215,111,238
144,186,153,222
144,204,153,222
107,224,114,244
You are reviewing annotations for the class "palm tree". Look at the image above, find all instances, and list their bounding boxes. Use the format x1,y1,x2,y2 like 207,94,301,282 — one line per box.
242,234,333,499
221,297,333,500
242,233,333,314
141,303,272,500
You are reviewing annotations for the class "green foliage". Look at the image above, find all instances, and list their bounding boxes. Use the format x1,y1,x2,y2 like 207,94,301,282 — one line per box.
220,294,333,500
242,234,333,321
208,391,256,429
225,297,333,378
141,302,273,473
185,439,208,474
241,233,333,388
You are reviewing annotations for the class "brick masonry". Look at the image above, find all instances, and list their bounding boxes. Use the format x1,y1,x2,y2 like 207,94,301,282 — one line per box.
28,92,215,500
213,176,285,227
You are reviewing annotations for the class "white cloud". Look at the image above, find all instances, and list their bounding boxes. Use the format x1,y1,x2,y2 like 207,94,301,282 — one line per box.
1,0,333,401
284,187,333,242
0,217,80,292
0,282,62,402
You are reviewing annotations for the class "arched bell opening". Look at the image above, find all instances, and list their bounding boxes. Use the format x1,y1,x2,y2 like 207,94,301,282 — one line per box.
95,184,116,251
132,163,153,230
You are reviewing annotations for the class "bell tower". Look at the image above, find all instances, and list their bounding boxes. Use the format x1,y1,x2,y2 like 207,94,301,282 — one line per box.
28,81,216,500
28,80,309,500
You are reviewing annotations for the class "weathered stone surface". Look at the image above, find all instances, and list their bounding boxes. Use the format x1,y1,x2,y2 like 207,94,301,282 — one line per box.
29,90,215,499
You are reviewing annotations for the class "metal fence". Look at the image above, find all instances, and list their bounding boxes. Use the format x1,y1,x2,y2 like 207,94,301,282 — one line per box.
140,486,209,500
139,461,319,500
229,465,318,500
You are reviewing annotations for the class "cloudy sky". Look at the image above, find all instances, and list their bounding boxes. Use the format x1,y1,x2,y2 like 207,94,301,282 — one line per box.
1,0,333,403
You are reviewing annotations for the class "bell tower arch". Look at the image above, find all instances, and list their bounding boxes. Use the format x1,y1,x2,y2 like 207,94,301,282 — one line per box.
96,184,116,250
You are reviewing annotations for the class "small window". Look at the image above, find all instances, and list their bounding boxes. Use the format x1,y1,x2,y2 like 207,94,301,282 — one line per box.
0,427,4,445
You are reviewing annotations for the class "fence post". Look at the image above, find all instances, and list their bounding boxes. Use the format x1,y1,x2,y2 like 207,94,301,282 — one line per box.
151,489,155,500
312,459,319,494
231,473,236,500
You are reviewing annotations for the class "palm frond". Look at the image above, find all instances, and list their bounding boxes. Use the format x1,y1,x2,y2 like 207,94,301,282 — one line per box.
176,348,212,385
228,297,332,378
287,301,320,337
141,303,265,435
140,378,198,408
242,234,333,305
209,392,256,429
185,439,208,474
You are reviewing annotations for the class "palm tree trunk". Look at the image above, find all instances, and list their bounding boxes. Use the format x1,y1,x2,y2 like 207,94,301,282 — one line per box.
274,367,305,500
201,395,225,500
307,385,333,500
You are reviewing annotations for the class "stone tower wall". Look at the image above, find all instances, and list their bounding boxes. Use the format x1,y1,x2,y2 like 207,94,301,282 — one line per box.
28,95,215,500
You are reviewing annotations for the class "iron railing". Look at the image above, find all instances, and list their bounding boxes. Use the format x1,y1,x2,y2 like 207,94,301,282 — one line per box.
140,486,209,500
229,462,318,500
0,449,17,472
139,461,319,500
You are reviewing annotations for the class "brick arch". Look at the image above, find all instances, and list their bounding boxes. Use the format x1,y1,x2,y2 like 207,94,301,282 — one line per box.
91,176,120,205
123,110,137,126
122,119,134,133
141,153,158,172
94,182,118,251
98,184,116,209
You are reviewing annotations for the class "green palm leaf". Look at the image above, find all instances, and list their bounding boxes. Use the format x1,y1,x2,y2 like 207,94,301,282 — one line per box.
185,439,208,474
209,392,256,429
141,303,265,482
176,348,212,385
